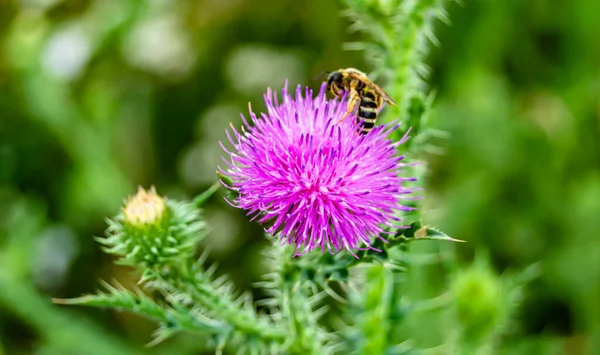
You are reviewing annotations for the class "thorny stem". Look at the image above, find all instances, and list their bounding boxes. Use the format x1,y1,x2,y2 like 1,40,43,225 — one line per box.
344,0,450,142
269,243,328,354
357,264,394,354
160,263,288,345
282,279,326,354
53,286,231,343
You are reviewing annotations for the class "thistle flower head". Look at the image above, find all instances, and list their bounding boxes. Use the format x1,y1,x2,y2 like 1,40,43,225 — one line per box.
100,186,207,270
219,82,417,256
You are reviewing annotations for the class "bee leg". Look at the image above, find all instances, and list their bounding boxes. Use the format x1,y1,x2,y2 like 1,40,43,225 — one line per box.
335,90,361,125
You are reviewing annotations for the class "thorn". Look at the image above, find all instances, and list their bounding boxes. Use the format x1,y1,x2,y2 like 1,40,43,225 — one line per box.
52,298,69,305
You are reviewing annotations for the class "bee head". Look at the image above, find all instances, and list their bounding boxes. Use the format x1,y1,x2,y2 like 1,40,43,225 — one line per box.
328,71,343,84
314,70,345,96
326,71,344,91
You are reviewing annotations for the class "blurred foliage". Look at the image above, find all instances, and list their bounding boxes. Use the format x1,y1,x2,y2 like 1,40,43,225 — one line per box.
0,0,599,354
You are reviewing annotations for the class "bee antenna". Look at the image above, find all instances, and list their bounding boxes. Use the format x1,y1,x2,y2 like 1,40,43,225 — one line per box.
313,71,330,82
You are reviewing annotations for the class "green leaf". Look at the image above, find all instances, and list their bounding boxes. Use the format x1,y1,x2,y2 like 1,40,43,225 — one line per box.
417,226,465,242
54,281,231,344
391,221,464,243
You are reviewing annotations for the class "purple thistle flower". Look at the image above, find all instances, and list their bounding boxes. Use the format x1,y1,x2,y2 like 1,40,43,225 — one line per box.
219,81,418,256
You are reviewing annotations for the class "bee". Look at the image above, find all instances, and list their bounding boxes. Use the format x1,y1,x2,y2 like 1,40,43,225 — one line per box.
321,68,396,135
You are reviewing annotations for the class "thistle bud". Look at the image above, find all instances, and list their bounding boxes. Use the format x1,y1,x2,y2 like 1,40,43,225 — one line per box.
122,186,166,227
99,186,207,270
450,260,503,345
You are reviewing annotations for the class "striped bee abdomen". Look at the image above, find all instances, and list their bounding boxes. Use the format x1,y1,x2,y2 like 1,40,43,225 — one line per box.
357,99,378,134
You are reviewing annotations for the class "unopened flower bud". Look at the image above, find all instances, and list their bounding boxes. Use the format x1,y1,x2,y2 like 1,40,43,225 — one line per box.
451,262,503,343
123,186,166,227
99,186,207,271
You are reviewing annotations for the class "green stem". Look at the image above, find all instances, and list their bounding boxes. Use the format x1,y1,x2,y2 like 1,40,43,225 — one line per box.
161,264,287,345
264,242,327,354
388,0,447,140
358,264,394,354
281,281,326,355
344,0,450,143
53,286,231,338
193,181,222,207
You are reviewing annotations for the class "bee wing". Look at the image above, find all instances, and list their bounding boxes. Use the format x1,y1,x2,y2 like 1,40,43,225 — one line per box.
365,81,396,105
377,88,396,106
347,71,397,106
313,71,330,82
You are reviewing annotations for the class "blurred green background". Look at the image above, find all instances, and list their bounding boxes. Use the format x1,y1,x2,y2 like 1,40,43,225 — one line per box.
0,0,599,354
